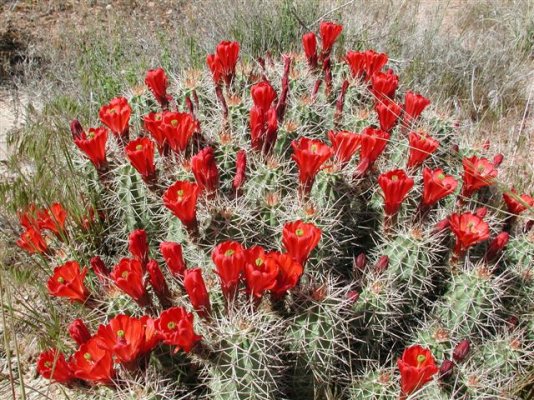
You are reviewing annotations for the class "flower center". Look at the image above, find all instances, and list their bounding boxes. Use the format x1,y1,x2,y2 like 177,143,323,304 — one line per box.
116,330,125,338
171,119,178,127
167,321,176,330
57,277,65,284
108,108,117,114
136,144,143,151
44,361,52,368
84,352,92,361
295,228,304,237
437,173,445,180
310,144,318,153
255,257,264,267
177,189,184,199
225,249,235,257
391,175,399,182
416,354,426,366
155,115,162,121
87,131,95,139
477,165,485,173
121,271,129,279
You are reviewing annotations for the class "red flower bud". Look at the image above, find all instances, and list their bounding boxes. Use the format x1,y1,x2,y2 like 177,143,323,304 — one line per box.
270,252,303,300
347,290,360,304
251,81,277,113
439,359,454,380
319,21,343,56
206,41,240,86
282,220,321,266
212,241,245,300
36,349,73,384
461,156,498,198
68,318,91,346
128,229,149,265
250,106,278,154
71,338,115,384
145,67,171,107
328,130,360,166
73,127,108,170
503,189,534,215
159,241,187,278
452,339,470,362
162,180,199,233
147,259,170,303
375,98,401,132
422,168,458,207
404,91,431,124
70,119,84,140
407,131,439,169
94,314,146,364
99,97,131,139
485,231,510,262
291,137,332,196
155,306,202,353
125,137,156,181
233,150,247,191
90,256,109,283
244,246,278,299
191,147,219,194
183,268,211,318
434,217,450,233
47,261,90,303
110,258,148,304
397,345,438,398
493,153,504,167
378,169,414,216
475,206,488,218
354,253,367,271
449,212,490,255
302,32,318,68
374,255,389,273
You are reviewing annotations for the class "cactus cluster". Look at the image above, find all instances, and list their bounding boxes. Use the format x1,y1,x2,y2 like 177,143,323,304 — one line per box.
14,21,534,399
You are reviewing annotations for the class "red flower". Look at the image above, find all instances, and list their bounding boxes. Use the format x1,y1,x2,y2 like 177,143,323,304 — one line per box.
282,220,321,266
140,315,161,353
99,97,131,138
244,246,278,299
143,112,166,153
407,131,439,169
147,259,170,302
159,241,187,278
375,98,401,132
270,252,304,300
503,189,533,215
183,268,211,318
110,258,148,304
485,231,510,261
233,150,247,191
404,91,431,124
346,50,388,80
17,227,47,254
422,168,458,206
211,241,245,299
378,169,414,216
448,212,490,254
371,69,399,100
191,147,219,194
90,256,110,283
291,137,333,195
71,338,114,384
73,127,108,169
345,51,366,79
397,345,438,398
160,111,197,154
319,21,343,55
162,180,199,232
37,203,67,235
128,229,149,265
302,32,318,68
47,261,89,303
251,81,277,113
155,307,202,353
206,41,240,86
328,130,360,166
250,106,278,154
355,127,390,176
461,156,498,197
94,314,146,364
68,318,91,346
125,137,156,181
36,349,73,384
145,67,171,107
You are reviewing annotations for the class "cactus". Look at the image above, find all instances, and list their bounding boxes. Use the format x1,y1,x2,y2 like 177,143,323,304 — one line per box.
8,21,534,400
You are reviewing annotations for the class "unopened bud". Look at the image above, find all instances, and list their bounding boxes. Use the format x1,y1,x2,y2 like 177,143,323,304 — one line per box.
493,153,504,167
485,231,509,261
374,255,389,273
70,119,84,140
453,339,470,362
434,218,450,233
475,207,488,218
90,256,109,282
347,290,359,304
68,318,91,346
439,359,454,380
354,253,367,271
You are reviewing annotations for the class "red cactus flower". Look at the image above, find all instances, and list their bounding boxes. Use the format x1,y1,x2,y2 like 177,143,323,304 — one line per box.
250,106,278,154
68,318,91,346
328,130,361,166
206,41,240,86
448,212,490,255
404,91,431,124
162,180,199,233
407,131,439,169
371,69,399,100
282,220,322,266
345,51,366,79
183,268,211,318
160,111,197,154
251,81,277,112
291,137,333,196
355,127,390,176
110,258,148,304
99,97,131,139
378,169,414,216
36,349,73,384
147,259,170,302
36,203,67,235
211,241,245,299
346,50,388,80
244,246,278,299
155,306,202,353
140,315,161,353
125,137,156,181
461,156,498,197
270,252,304,300
319,21,343,56
47,261,89,303
17,203,38,229
160,241,187,278
73,127,108,169
302,32,318,68
485,231,510,261
375,98,401,132
71,338,114,384
143,112,166,153
503,189,534,215
145,67,171,107
128,229,149,266
422,168,458,206
90,256,110,283
17,227,48,254
397,345,438,399
191,147,219,194
94,314,146,364
233,149,247,191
